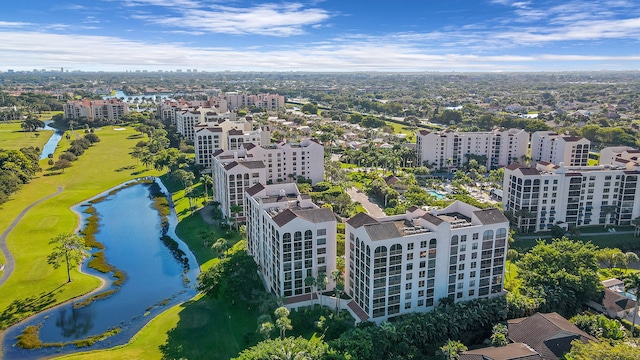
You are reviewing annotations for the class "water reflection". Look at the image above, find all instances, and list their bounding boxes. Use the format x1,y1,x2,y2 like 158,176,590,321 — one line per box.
55,307,95,339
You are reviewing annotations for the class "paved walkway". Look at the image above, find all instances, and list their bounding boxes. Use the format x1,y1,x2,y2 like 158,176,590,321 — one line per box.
346,187,385,218
0,186,64,287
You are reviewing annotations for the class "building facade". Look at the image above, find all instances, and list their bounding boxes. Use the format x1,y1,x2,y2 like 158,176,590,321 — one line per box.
63,99,129,122
503,162,640,232
530,131,590,167
599,146,640,166
345,201,509,323
194,121,269,170
245,183,337,298
211,139,324,220
416,128,528,170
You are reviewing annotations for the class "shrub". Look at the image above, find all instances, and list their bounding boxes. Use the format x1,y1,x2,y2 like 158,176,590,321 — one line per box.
16,325,43,349
84,133,100,143
59,151,77,162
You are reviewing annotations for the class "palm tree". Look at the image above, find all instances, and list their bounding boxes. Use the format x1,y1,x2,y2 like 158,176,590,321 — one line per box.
317,272,328,307
274,307,292,339
212,237,229,257
305,276,316,305
331,269,344,313
200,174,213,202
624,272,640,336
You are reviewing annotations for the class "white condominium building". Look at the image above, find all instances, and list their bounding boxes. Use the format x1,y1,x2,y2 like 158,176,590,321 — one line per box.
346,201,509,323
63,99,129,122
416,128,528,170
212,151,266,222
503,161,640,233
530,131,590,167
245,183,337,298
211,139,324,221
157,97,228,126
194,121,270,170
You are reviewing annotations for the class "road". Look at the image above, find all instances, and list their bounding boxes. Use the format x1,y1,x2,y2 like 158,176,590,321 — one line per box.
346,187,386,218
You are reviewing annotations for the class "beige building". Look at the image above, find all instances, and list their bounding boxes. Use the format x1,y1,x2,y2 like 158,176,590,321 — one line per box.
63,98,129,122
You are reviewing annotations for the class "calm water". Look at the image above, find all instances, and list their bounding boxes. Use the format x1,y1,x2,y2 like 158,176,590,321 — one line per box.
39,121,63,160
2,180,199,359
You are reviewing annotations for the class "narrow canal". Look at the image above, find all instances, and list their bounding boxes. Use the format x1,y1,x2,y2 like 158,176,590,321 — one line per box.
39,121,63,160
1,179,199,359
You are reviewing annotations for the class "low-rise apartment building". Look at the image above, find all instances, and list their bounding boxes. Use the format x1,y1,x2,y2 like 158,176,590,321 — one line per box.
503,161,640,232
345,201,509,323
416,128,528,170
245,183,337,298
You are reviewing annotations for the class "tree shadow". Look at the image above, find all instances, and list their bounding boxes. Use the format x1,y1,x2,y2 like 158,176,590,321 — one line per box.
0,283,65,330
158,296,259,360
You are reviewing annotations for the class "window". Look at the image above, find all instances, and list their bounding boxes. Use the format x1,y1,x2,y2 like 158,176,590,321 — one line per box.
317,238,326,245
407,253,414,261
407,243,414,250
317,229,326,236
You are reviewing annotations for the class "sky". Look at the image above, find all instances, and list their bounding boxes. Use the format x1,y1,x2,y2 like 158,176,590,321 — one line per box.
1,0,640,72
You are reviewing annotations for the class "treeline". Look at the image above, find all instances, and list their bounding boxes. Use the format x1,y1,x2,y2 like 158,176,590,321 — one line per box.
0,147,40,204
50,132,100,172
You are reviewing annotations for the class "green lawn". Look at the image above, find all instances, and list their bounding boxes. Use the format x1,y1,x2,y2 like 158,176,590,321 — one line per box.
56,293,260,360
0,121,53,151
513,231,640,252
0,125,161,330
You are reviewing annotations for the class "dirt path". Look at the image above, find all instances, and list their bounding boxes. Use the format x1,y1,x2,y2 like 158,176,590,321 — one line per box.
0,186,64,287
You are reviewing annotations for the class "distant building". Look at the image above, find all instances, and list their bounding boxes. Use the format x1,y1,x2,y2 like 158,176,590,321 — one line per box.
64,98,129,122
416,128,528,170
530,131,590,167
345,201,509,323
245,183,337,299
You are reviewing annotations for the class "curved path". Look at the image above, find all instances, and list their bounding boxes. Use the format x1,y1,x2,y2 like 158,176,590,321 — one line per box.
0,186,64,287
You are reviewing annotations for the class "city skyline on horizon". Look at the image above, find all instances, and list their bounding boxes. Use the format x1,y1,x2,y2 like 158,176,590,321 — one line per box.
1,0,640,73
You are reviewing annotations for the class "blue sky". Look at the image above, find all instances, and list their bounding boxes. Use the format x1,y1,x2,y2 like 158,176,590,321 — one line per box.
1,0,639,72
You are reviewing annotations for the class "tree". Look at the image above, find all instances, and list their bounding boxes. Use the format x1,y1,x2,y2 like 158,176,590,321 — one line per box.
438,339,467,360
624,272,640,336
565,339,640,360
490,323,508,346
212,237,229,257
200,174,213,201
596,248,626,269
305,276,316,305
331,269,344,313
257,314,274,340
21,117,45,132
54,158,72,172
517,238,601,317
506,249,519,280
47,233,89,283
274,306,292,339
233,336,329,360
197,246,261,302
317,272,328,307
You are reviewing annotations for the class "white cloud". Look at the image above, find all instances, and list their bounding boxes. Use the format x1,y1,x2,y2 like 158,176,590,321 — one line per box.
0,31,638,72
0,21,33,28
126,2,332,36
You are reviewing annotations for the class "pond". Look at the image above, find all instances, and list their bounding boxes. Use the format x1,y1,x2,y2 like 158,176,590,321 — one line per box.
39,121,64,160
1,179,199,360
